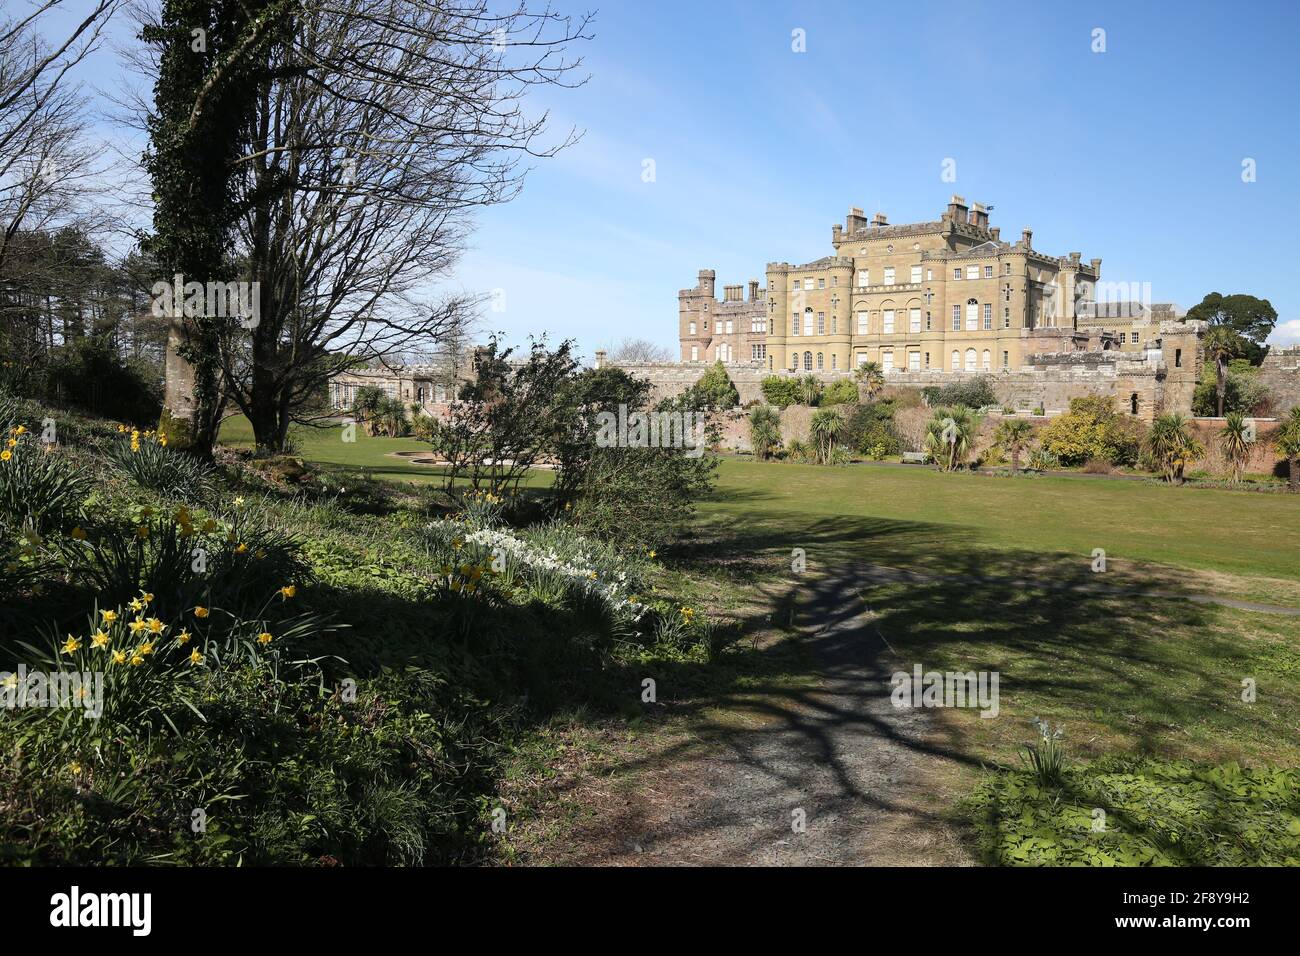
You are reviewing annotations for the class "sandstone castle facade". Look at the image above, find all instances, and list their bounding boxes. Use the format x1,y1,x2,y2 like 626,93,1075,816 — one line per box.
680,196,1170,375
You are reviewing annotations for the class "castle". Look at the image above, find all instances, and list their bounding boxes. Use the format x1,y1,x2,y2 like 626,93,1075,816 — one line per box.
679,196,1173,374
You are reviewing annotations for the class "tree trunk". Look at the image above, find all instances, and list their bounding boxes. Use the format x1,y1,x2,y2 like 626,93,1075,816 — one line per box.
1290,457,1298,492
1215,357,1226,417
1011,447,1021,473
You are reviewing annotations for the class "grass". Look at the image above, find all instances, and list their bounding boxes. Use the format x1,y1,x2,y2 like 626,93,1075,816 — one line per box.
218,414,553,489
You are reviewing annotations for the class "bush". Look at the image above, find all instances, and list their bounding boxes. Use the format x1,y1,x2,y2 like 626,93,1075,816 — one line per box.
42,338,162,426
760,375,801,408
1192,362,1269,416
841,400,901,458
1038,396,1141,467
687,360,739,410
921,375,997,410
748,405,782,460
105,429,214,500
820,378,858,406
1026,448,1059,472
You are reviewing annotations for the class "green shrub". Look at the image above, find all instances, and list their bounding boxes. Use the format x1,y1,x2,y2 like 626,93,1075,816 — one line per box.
1026,448,1059,472
748,405,782,460
760,375,801,408
1192,362,1269,416
687,360,739,410
42,338,162,426
1038,396,1141,466
841,400,900,458
820,378,858,406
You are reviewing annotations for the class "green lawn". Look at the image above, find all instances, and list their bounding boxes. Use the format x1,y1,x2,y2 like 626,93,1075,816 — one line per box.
685,457,1300,768
700,457,1300,606
218,414,553,488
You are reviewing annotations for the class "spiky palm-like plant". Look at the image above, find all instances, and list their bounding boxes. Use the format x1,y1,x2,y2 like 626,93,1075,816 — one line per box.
1274,406,1300,493
993,418,1034,473
924,405,978,472
855,361,885,401
748,405,782,461
1147,412,1204,484
1203,326,1244,417
808,408,843,465
1218,411,1253,483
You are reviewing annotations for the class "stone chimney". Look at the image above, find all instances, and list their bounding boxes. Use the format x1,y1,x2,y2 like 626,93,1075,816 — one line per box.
970,202,989,229
1090,257,1102,275
945,195,968,222
870,211,889,227
990,227,1001,242
1020,227,1033,248
594,349,607,369
748,280,759,301
845,207,869,232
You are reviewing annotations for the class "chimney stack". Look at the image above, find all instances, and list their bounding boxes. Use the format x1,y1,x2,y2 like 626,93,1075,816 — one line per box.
845,207,869,232
748,280,759,301
1021,227,1033,248
945,195,969,222
870,211,889,227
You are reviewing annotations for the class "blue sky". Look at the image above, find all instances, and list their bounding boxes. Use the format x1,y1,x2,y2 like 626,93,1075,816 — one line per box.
46,0,1300,354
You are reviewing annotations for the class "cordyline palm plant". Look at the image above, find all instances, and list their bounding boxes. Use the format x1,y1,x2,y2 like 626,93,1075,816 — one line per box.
1147,413,1204,484
855,361,885,401
1217,411,1253,484
808,408,843,465
993,418,1034,473
924,405,978,472
1274,406,1300,492
350,386,386,435
748,405,782,461
1203,325,1244,417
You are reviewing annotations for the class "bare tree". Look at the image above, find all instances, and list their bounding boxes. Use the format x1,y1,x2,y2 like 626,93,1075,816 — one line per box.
609,337,673,363
136,0,590,454
0,1,118,279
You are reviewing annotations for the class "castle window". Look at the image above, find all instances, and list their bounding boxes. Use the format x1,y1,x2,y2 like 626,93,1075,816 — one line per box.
883,310,895,334
792,312,800,335
1003,310,1010,328
1003,351,1009,368
1004,263,1012,275
856,312,868,334
926,268,933,281
983,304,992,329
803,309,814,335
911,265,922,283
817,312,825,334
818,278,826,289
966,299,979,330
926,311,932,331
752,344,766,361
715,320,722,333
965,348,977,372
1175,348,1182,368
689,321,696,335
858,270,869,287
831,354,838,370
816,352,824,370
1005,285,1011,302
725,319,734,334
951,350,961,371
691,345,699,361
924,351,931,369
804,351,813,370
1119,332,1127,344
984,265,993,278
910,308,921,333
805,278,814,291
831,314,837,334
791,353,798,371
982,349,991,371
882,350,894,374
953,268,962,280
1133,332,1141,344
952,306,961,331
908,351,920,372
856,351,868,367
831,276,838,287
884,267,895,285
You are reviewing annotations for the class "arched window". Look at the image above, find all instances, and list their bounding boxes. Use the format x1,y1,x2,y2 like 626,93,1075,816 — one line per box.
951,350,961,371
965,348,977,372
966,298,979,330
982,349,991,371
803,351,813,370
816,352,824,370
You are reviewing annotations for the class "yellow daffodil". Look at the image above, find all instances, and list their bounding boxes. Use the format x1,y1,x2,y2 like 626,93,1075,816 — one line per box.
256,632,273,645
146,617,164,634
111,650,126,665
128,597,145,612
70,526,87,540
100,609,117,624
279,585,296,599
61,635,80,655
138,641,155,656
235,543,248,554
91,630,109,648
0,451,10,463
129,654,144,667
188,649,203,665
128,620,146,634
176,629,192,645
135,525,149,539
69,762,82,774
193,606,209,619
